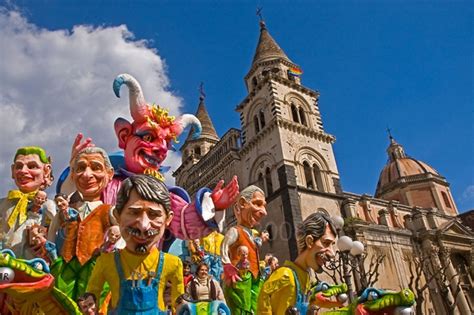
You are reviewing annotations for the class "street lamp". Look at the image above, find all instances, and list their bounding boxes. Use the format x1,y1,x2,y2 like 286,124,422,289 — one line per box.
324,216,365,303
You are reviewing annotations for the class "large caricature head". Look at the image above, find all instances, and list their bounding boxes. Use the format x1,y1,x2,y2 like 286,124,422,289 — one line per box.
234,185,267,228
296,212,337,272
114,174,173,254
112,74,202,175
11,146,53,193
71,147,114,202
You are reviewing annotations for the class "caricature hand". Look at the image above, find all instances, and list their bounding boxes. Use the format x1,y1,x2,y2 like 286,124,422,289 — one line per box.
211,176,239,210
70,133,95,166
223,263,241,286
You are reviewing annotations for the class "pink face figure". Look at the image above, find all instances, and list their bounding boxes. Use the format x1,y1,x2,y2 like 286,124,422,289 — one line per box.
237,191,267,229
11,154,51,193
117,189,173,254
33,191,47,208
71,152,113,202
116,120,175,174
106,225,121,244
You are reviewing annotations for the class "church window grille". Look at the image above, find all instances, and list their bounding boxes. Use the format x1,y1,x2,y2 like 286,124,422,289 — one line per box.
257,173,265,192
303,161,314,189
194,146,201,157
291,103,300,123
254,115,260,134
259,110,266,128
265,167,273,195
441,192,452,208
313,163,324,192
299,107,306,126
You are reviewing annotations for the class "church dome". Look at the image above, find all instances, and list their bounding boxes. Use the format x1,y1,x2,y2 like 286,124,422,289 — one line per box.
375,137,442,197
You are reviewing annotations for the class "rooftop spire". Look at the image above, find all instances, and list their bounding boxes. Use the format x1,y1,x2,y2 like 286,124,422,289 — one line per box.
185,83,219,142
386,131,406,161
251,12,291,65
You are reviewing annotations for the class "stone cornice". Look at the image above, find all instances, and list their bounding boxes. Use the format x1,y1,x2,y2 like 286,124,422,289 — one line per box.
245,58,299,80
179,137,220,152
376,172,449,197
236,73,319,112
240,117,335,156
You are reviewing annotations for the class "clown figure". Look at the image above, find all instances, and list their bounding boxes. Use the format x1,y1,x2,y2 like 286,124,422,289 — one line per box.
63,74,239,248
0,146,56,255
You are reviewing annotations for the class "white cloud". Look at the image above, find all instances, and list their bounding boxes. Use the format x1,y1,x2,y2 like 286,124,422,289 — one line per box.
462,185,474,201
0,9,183,196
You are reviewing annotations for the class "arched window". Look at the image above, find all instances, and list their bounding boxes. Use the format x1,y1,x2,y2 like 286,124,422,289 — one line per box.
194,146,201,157
313,163,324,192
303,161,314,189
254,115,260,134
291,104,299,123
259,110,266,128
257,173,265,191
441,192,452,208
299,107,306,126
252,77,258,87
265,167,273,194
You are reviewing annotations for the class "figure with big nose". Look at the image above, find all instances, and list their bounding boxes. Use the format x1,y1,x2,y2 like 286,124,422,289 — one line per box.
220,185,268,315
62,73,239,250
87,174,184,314
257,212,338,315
0,146,56,255
51,146,115,300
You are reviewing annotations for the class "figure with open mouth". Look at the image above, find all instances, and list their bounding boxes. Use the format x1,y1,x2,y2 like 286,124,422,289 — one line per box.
221,185,268,315
60,73,239,250
51,146,115,300
87,174,184,314
0,146,56,256
257,212,338,315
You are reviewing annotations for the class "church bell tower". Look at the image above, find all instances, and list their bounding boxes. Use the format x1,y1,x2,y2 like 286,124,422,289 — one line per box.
237,19,343,259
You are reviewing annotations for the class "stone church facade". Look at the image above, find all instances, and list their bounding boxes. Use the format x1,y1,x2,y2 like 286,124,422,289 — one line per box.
173,20,473,314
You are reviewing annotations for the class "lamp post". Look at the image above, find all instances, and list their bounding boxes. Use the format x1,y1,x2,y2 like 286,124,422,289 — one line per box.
325,216,365,303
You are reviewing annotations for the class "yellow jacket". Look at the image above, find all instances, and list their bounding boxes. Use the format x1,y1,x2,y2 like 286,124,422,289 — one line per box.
87,247,184,310
257,261,311,315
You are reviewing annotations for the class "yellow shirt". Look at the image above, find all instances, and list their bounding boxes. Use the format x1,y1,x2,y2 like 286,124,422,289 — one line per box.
87,247,184,310
257,261,311,315
200,231,224,256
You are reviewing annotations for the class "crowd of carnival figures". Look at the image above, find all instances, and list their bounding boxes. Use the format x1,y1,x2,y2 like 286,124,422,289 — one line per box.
0,74,416,315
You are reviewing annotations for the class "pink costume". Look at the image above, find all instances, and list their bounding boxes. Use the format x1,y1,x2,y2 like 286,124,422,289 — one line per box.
102,74,225,240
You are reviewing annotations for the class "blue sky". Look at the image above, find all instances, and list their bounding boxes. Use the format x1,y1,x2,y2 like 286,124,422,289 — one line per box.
1,0,472,211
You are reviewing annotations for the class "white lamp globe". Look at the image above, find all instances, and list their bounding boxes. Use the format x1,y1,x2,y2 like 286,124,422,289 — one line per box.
332,216,344,231
350,241,365,256
337,236,353,252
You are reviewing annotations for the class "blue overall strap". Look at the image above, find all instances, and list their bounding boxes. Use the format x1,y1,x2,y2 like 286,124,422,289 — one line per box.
114,251,125,279
154,251,165,283
289,268,303,304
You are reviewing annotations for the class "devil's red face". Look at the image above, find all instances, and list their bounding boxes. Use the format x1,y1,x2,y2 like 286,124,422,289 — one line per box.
122,121,174,174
